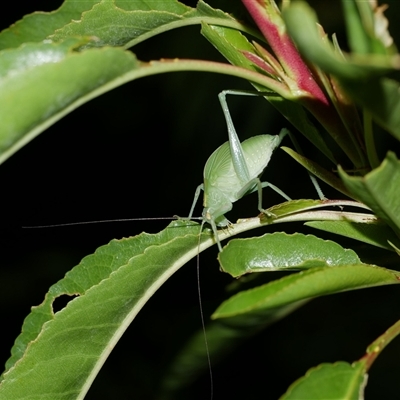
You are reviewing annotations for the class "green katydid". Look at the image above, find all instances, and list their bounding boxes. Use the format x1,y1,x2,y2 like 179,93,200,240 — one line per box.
30,90,293,249
27,90,292,240
24,88,324,258
188,90,292,252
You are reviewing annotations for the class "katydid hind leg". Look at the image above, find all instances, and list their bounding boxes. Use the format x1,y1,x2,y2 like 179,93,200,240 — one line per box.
218,90,250,184
260,181,292,202
253,178,292,217
218,89,284,186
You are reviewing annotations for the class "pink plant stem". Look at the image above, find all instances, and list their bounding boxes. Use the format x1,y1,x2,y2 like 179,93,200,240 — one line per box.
242,0,328,104
242,0,363,166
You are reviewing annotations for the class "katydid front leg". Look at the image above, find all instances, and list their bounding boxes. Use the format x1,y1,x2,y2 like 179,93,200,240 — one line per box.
189,90,290,251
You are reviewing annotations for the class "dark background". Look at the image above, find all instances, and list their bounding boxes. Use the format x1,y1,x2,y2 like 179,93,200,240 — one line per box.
2,1,400,399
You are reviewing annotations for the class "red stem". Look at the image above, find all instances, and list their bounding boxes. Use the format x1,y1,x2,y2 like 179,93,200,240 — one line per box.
241,0,328,105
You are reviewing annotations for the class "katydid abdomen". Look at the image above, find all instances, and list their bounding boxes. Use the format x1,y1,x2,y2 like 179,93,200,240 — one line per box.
203,133,286,226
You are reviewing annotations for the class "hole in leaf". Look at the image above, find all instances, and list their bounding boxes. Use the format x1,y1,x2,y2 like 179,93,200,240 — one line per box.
52,294,79,313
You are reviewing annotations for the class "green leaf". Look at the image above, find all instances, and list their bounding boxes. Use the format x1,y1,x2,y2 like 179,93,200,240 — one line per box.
3,213,319,397
50,0,194,48
0,0,101,50
306,220,400,251
201,23,291,97
281,318,400,399
260,199,373,225
0,0,251,51
263,199,327,219
115,0,190,13
0,220,212,398
0,0,192,50
201,23,258,72
342,0,372,55
0,36,287,165
343,77,400,142
0,0,248,51
283,1,399,80
342,0,396,55
213,264,400,318
280,362,366,400
0,40,138,164
218,232,361,277
339,152,400,237
283,1,400,140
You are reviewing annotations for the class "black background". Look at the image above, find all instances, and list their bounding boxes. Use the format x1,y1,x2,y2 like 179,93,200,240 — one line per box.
2,1,400,399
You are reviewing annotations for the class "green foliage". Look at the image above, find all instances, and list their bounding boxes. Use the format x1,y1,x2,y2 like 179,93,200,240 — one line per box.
219,232,366,276
214,263,400,318
0,39,138,163
2,0,400,399
281,362,366,400
340,152,400,236
0,221,215,399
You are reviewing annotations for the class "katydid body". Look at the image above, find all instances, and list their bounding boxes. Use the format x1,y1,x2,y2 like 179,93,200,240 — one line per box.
29,90,292,252
189,90,291,251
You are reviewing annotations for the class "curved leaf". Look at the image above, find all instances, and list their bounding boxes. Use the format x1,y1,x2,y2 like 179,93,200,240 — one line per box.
280,362,366,400
52,0,249,49
1,213,310,397
281,318,400,399
0,1,272,166
0,0,100,50
0,38,291,165
0,40,138,163
213,264,400,319
0,0,248,51
265,199,325,217
306,220,400,251
260,199,374,226
201,23,292,97
339,152,400,237
218,232,361,277
0,0,193,49
0,220,211,398
50,0,194,48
